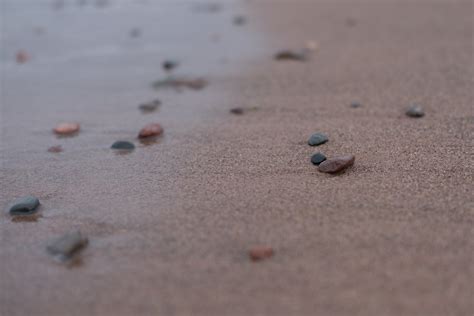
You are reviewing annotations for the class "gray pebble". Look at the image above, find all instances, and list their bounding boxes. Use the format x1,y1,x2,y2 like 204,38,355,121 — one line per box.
350,101,362,108
406,104,425,118
47,231,88,263
111,141,135,150
311,152,327,165
308,133,328,146
6,196,40,216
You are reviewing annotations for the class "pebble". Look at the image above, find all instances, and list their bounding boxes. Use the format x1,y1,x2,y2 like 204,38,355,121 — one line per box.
48,145,63,153
53,122,80,135
308,133,328,146
249,247,274,262
130,27,141,38
138,123,163,138
311,152,327,165
230,107,244,115
16,50,30,64
162,60,178,72
233,15,247,25
138,99,161,113
318,155,355,173
6,196,40,216
406,104,425,118
152,77,208,91
47,231,88,263
274,50,307,61
111,141,135,150
350,101,362,108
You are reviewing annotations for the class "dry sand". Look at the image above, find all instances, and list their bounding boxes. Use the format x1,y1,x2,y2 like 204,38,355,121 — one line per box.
1,0,473,315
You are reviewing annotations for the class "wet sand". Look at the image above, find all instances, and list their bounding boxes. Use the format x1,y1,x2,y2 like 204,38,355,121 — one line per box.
1,1,473,315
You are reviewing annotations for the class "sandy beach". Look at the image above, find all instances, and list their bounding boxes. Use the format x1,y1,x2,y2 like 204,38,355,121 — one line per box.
1,0,473,315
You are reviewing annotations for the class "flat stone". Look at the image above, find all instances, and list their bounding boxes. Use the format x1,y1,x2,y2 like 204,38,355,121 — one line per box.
111,141,135,150
406,104,425,118
274,50,307,61
47,231,88,263
311,152,327,165
230,107,244,115
7,196,40,215
138,99,161,113
138,123,163,138
249,247,274,262
318,155,355,173
308,133,328,146
53,122,80,135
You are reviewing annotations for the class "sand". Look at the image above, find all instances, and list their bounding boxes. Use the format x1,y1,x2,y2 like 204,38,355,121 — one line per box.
1,0,473,315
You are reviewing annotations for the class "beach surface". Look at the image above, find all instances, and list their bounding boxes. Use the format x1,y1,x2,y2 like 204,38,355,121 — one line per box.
1,0,473,315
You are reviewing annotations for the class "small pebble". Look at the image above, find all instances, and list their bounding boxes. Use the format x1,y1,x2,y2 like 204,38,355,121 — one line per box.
249,247,274,262
350,101,362,108
274,50,307,62
47,231,88,263
233,15,247,25
130,27,141,38
48,145,63,153
152,77,208,91
6,196,40,216
16,50,30,64
230,107,244,115
162,60,178,72
138,123,163,138
138,99,161,113
311,152,327,165
345,17,357,27
53,122,80,135
308,133,328,146
406,104,425,118
318,155,355,173
111,141,135,150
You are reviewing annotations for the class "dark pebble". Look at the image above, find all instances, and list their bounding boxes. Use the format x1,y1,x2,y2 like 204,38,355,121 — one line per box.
230,107,244,115
350,101,362,108
249,246,274,262
308,133,328,146
311,152,327,165
7,196,40,216
162,60,178,72
274,50,307,62
111,141,135,150
406,104,425,118
47,231,88,263
318,155,355,173
233,15,246,25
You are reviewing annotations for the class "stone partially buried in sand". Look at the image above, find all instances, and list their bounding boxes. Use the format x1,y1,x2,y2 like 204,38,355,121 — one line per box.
406,104,425,118
308,133,328,146
111,141,135,150
6,196,40,216
53,122,80,135
47,231,88,263
249,247,274,262
138,123,163,138
274,50,307,62
318,155,355,173
139,99,161,113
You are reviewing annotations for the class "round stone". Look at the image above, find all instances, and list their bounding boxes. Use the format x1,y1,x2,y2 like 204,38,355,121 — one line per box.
318,155,355,173
7,196,40,215
111,141,135,150
308,133,328,146
53,122,80,135
138,123,163,138
406,104,424,118
311,152,327,165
